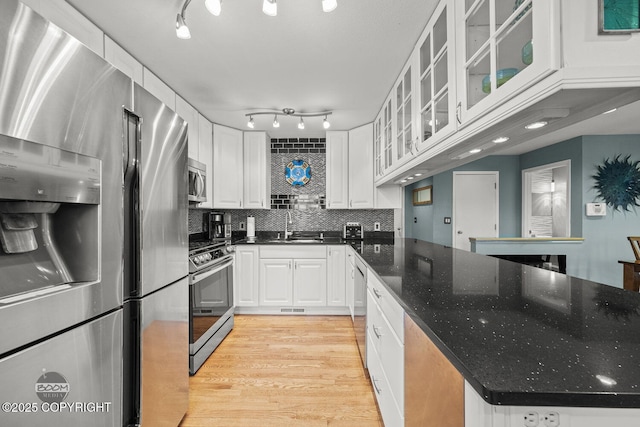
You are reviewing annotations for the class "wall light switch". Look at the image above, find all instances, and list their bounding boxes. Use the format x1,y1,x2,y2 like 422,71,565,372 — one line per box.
374,222,381,231
239,221,246,230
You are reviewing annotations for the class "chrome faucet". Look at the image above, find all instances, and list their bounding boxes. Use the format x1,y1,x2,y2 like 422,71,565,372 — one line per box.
284,210,293,240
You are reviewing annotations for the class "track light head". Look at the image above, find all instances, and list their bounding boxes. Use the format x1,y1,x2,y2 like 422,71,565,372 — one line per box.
205,0,222,16
322,0,337,13
247,116,255,129
263,0,277,16
175,13,191,39
272,115,280,128
323,115,331,129
298,117,305,130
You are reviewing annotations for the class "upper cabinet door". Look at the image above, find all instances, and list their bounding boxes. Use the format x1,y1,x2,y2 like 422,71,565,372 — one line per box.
142,68,175,111
213,124,244,209
243,132,271,209
348,124,374,209
176,96,199,160
416,0,457,154
325,131,349,209
394,63,415,165
374,113,384,180
198,115,213,208
456,0,560,125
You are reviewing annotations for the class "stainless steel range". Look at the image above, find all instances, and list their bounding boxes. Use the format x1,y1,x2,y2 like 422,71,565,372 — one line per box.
188,236,235,374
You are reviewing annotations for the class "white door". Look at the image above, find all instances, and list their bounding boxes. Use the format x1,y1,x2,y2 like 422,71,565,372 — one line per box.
453,172,498,251
213,124,243,208
293,259,327,306
259,259,293,306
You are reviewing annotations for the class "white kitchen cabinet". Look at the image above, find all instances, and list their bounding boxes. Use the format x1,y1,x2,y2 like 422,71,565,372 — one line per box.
374,114,384,180
243,132,271,209
382,97,394,173
416,0,457,153
235,246,259,307
455,0,561,125
176,96,200,160
212,124,244,209
197,115,213,208
292,259,327,306
325,131,349,209
327,246,346,307
104,36,143,85
22,0,104,56
142,68,175,110
258,246,328,308
367,272,405,427
259,259,293,306
348,124,375,209
394,61,416,165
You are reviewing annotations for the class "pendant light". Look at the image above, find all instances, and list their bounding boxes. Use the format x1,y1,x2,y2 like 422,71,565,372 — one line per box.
263,0,277,16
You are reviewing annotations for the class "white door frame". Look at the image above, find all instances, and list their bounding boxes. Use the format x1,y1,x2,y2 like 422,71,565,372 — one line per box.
452,171,499,249
521,160,571,237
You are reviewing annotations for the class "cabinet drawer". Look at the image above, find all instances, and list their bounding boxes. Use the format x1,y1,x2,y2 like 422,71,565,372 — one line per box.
367,333,404,427
367,289,404,411
259,245,326,259
368,272,404,344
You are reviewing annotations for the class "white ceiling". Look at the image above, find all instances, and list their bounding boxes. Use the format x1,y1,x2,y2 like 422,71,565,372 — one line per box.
67,0,439,138
65,0,640,170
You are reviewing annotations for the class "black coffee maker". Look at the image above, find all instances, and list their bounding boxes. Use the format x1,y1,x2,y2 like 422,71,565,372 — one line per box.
206,212,231,240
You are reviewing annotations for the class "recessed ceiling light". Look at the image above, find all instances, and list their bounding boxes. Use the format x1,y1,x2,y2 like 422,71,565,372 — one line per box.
602,108,617,115
492,136,509,143
414,173,423,177
469,148,482,154
525,121,548,130
400,179,407,183
407,176,414,180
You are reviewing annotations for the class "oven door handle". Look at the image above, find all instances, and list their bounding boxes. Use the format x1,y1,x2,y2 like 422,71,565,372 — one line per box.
191,258,233,284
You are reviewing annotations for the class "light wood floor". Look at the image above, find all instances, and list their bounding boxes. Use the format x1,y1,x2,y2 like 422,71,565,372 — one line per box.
180,315,383,427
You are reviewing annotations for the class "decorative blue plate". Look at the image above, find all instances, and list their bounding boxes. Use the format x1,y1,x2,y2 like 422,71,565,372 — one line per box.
285,160,311,186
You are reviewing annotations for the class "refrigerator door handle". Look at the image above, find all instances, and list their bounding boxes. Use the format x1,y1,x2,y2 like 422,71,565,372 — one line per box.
123,109,142,296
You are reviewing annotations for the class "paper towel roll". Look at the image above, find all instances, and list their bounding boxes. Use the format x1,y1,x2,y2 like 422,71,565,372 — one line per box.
247,216,255,238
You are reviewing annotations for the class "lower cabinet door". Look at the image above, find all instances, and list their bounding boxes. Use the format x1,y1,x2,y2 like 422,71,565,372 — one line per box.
293,259,327,306
259,259,293,306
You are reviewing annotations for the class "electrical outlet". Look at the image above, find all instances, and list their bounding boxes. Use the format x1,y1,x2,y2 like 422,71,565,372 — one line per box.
374,244,381,254
524,411,539,427
239,222,245,230
542,412,559,427
374,222,381,231
444,217,451,224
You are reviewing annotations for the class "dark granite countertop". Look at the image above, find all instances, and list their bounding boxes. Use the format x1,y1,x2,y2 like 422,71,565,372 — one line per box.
357,238,640,408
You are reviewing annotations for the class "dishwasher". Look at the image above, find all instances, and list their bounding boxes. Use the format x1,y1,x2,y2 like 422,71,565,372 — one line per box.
353,257,367,369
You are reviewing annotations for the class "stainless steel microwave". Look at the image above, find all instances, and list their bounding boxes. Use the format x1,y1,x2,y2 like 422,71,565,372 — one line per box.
188,158,207,203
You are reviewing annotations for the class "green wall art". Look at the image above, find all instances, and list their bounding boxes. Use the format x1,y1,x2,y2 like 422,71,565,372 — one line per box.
592,154,640,212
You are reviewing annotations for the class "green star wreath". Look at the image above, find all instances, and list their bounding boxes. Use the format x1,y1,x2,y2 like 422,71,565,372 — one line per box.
592,154,640,212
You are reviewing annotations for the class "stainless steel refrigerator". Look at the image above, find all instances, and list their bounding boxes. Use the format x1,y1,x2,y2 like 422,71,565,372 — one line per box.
122,85,189,427
0,2,189,426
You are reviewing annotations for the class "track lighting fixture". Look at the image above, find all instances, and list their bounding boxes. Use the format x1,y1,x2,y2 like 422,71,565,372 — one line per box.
263,0,278,16
175,0,192,40
176,0,337,38
205,0,222,16
245,108,332,130
323,115,331,129
322,0,337,12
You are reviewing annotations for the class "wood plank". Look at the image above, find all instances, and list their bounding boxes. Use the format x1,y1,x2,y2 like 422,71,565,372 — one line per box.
180,315,383,427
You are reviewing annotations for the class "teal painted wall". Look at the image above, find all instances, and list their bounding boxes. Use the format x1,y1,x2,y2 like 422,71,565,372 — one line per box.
578,135,640,286
403,134,640,287
405,156,520,246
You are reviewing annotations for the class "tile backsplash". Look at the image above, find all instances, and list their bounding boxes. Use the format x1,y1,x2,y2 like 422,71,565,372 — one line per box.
189,137,396,234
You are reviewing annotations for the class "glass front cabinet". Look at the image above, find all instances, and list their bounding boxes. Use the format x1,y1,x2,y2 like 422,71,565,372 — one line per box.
455,0,560,125
416,0,457,154
374,96,395,180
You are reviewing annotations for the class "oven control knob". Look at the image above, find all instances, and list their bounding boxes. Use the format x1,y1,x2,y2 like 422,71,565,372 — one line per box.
225,246,235,254
203,253,212,263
